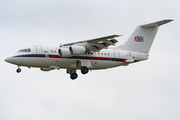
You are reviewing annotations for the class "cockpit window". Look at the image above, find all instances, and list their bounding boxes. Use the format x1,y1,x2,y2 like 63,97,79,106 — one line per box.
17,49,23,53
17,48,31,53
23,49,28,52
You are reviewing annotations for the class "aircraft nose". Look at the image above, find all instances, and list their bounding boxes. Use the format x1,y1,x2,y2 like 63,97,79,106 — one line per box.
5,57,13,63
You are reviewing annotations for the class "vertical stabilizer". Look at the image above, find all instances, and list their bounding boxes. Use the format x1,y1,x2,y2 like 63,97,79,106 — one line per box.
119,19,173,53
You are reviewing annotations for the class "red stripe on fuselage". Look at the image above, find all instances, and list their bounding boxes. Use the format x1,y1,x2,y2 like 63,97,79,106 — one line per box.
16,54,126,62
49,55,60,58
25,54,45,57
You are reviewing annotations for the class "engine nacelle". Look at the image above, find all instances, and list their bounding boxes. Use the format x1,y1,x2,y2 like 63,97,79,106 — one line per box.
40,68,53,71
58,47,72,57
69,46,86,55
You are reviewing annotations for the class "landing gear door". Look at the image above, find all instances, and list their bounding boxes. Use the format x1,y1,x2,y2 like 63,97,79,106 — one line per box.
35,45,42,54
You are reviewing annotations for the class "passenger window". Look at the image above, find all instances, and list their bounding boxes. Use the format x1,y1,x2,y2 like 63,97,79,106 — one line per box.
101,53,103,55
104,53,106,55
28,49,31,52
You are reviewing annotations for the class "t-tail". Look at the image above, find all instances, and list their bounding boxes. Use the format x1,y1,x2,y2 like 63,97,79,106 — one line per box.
118,19,173,53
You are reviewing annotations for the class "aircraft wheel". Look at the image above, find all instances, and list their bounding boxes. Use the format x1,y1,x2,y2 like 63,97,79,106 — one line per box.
81,67,89,74
70,73,78,80
16,68,21,73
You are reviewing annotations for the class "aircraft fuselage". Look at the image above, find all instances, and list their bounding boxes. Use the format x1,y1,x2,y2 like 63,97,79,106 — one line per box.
5,45,148,70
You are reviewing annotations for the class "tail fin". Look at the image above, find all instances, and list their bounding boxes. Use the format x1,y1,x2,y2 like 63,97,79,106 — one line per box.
119,19,173,53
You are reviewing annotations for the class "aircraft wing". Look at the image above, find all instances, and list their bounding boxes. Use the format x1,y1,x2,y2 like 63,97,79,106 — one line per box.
63,35,120,52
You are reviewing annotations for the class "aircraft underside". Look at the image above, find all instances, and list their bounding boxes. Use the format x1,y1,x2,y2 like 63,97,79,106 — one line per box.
8,54,128,80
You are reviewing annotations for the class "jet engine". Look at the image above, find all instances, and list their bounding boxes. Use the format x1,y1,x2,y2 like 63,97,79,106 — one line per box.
58,47,72,57
69,46,86,55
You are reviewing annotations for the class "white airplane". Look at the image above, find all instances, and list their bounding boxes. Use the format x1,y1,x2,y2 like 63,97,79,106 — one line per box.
5,19,173,80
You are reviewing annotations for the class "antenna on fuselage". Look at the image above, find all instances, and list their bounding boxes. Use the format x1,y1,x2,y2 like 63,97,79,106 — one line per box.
59,43,63,47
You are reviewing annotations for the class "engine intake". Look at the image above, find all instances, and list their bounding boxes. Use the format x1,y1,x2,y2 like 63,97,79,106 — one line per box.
69,46,86,55
58,47,72,57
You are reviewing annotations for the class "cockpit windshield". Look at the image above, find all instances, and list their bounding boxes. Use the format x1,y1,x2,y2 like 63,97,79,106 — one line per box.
17,48,31,53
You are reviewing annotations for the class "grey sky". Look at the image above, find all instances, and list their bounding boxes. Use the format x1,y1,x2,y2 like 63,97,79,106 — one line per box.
0,0,180,120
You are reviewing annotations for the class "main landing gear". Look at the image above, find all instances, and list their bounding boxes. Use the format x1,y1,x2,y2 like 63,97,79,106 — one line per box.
16,66,21,73
70,73,78,80
67,66,89,80
67,69,78,80
81,66,89,74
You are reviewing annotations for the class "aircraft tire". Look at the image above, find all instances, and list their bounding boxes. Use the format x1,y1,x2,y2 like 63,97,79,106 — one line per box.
81,67,89,74
70,73,78,80
16,68,21,73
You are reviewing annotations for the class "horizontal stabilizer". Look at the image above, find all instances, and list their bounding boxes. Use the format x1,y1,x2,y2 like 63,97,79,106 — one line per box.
141,19,174,28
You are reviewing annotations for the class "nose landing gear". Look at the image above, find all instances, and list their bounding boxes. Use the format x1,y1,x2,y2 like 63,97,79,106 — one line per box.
16,66,21,73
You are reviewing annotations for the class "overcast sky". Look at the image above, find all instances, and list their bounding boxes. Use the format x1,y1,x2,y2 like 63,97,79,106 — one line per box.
0,0,180,120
